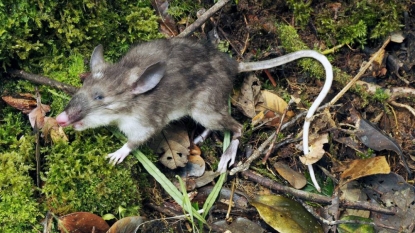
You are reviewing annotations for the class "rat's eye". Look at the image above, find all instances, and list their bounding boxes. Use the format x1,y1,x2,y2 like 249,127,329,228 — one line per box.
94,94,104,100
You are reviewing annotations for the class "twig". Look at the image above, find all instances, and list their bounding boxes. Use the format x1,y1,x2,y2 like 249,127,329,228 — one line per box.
261,100,293,164
263,69,277,87
230,131,276,175
230,134,299,175
390,101,415,118
241,170,397,215
299,198,379,227
225,180,236,221
281,103,338,131
231,104,336,176
178,0,231,37
8,69,79,95
329,37,391,106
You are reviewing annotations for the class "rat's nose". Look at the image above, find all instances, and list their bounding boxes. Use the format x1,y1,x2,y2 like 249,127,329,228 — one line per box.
56,112,69,126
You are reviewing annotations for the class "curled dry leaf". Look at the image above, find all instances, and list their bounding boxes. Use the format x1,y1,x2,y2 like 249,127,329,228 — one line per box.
58,212,109,233
233,74,261,118
340,156,390,186
107,216,145,233
42,117,68,143
2,93,38,114
149,124,190,169
299,133,328,165
273,161,307,189
28,93,51,129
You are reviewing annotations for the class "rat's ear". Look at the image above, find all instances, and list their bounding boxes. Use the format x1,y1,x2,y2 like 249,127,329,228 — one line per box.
131,61,167,94
90,44,107,78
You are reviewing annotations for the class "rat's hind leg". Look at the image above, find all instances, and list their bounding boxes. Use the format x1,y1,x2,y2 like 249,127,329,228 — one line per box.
190,106,242,173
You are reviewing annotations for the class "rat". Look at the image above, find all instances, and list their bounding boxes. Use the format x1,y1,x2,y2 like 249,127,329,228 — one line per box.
56,37,331,173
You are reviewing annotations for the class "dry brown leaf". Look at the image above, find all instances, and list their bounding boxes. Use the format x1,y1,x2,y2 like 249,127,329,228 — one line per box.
107,216,144,233
256,90,289,115
340,156,390,186
151,0,179,37
58,212,109,233
42,117,68,143
27,93,50,129
273,162,307,189
2,93,38,114
150,124,190,169
233,74,261,118
299,133,328,165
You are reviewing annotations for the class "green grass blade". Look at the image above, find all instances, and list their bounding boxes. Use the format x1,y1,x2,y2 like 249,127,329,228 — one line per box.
133,150,206,224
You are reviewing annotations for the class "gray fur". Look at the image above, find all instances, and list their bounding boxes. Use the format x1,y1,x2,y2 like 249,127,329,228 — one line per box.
61,38,242,151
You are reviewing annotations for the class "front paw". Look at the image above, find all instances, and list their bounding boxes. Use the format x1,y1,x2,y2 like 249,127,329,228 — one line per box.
107,144,131,165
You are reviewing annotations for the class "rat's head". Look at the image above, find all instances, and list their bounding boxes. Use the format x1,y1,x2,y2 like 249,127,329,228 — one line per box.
56,44,166,130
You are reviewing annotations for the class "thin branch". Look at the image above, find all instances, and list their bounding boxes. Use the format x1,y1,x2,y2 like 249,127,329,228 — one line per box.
8,69,78,95
178,0,231,37
241,170,397,215
329,37,391,106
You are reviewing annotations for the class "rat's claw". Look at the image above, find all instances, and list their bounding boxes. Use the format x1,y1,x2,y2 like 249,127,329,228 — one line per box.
107,143,132,165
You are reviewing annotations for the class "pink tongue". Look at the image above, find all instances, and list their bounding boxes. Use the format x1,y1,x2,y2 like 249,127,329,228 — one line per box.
56,112,69,126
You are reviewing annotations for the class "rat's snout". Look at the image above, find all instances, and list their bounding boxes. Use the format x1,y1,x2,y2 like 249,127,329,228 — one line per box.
56,111,70,127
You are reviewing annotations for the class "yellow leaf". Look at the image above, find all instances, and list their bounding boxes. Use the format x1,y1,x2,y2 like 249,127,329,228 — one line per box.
256,90,288,114
340,156,390,186
251,195,323,233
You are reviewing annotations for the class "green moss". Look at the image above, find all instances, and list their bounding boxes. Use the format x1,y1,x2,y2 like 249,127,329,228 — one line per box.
168,0,200,22
1,49,144,225
277,24,327,79
356,148,375,159
286,0,313,28
315,0,407,47
0,136,41,232
42,131,141,216
0,107,32,149
0,0,162,72
372,88,390,103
